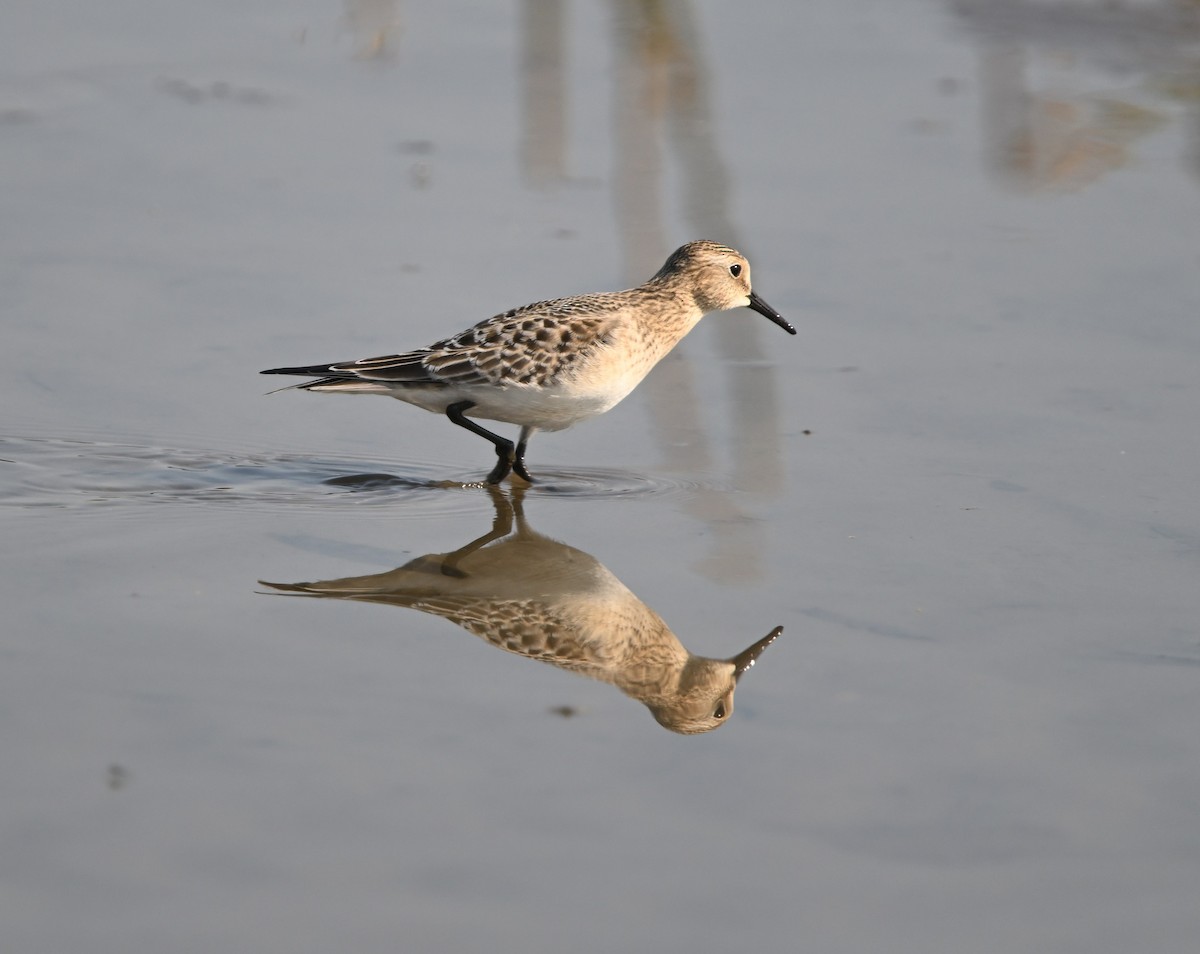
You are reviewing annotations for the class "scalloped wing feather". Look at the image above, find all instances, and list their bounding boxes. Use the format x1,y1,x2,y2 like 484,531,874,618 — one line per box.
325,295,624,389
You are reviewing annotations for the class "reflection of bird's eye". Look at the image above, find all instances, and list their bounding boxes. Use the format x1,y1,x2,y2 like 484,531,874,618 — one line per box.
714,702,727,720
729,264,741,278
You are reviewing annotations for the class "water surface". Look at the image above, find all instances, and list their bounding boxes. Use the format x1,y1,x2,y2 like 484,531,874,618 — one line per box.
3,2,1199,952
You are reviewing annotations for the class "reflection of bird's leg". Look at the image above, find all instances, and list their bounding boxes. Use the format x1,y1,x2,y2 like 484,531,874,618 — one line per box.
445,400,515,484
440,487,516,577
507,483,531,531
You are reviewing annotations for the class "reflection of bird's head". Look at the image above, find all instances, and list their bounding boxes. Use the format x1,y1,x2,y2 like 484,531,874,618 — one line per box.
648,627,782,735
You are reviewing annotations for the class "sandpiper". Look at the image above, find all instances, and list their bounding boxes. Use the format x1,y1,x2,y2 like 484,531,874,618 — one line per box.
261,240,794,483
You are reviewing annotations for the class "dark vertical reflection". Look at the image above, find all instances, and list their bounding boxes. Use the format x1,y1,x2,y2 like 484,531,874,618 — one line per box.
521,0,569,185
611,0,672,279
654,4,786,501
605,0,788,582
610,0,711,488
976,44,1034,187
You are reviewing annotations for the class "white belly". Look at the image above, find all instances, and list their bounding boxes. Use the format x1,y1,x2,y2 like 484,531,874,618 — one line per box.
387,326,669,431
389,375,637,432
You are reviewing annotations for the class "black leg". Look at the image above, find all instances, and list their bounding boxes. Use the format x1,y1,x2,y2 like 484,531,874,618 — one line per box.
512,439,532,482
485,453,513,485
445,401,514,484
512,425,535,483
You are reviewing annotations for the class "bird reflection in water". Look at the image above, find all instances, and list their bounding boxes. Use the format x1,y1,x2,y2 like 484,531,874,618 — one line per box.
260,489,780,734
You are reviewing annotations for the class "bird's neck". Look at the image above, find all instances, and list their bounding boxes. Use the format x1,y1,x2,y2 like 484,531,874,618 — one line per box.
638,280,705,342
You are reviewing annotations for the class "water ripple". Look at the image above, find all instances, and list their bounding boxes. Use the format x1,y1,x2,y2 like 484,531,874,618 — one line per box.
0,436,708,513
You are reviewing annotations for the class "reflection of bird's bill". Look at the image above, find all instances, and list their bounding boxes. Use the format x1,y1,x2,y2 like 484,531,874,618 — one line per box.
733,626,783,680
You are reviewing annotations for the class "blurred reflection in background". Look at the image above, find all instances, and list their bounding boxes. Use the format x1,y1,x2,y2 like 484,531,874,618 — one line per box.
261,488,781,734
607,1,788,516
521,0,569,183
343,0,404,60
516,2,792,581
343,2,795,581
952,0,1200,190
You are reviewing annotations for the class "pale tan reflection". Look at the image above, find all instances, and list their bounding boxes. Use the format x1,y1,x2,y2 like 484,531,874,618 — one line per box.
607,0,789,583
260,489,781,734
343,0,404,60
952,0,1196,190
517,3,790,532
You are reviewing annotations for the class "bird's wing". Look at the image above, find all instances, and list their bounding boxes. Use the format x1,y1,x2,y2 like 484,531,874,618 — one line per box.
265,296,623,389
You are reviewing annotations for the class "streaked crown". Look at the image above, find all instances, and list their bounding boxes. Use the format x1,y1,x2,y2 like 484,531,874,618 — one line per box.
652,240,756,313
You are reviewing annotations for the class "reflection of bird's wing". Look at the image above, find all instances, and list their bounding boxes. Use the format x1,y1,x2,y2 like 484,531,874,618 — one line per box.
261,535,634,669
261,530,669,678
260,576,617,674
405,596,612,673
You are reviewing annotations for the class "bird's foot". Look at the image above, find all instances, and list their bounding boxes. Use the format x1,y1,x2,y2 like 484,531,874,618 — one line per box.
485,443,515,485
485,459,513,485
512,457,534,483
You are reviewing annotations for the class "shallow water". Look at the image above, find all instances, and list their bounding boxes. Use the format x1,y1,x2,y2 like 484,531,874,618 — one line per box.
0,436,713,508
3,2,1200,952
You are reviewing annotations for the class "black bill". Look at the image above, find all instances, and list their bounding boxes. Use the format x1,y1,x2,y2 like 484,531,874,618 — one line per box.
748,290,796,335
732,626,783,681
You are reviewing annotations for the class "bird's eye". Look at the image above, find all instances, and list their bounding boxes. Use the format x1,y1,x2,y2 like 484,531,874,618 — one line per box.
714,702,727,719
729,264,742,278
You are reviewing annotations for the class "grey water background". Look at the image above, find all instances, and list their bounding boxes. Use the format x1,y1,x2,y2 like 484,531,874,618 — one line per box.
3,1,1199,951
